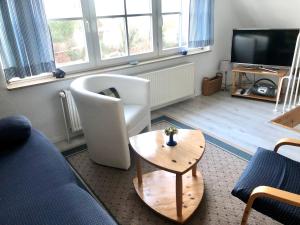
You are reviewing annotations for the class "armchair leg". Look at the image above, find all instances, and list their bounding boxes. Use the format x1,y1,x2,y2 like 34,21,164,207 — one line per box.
241,201,254,225
240,187,260,225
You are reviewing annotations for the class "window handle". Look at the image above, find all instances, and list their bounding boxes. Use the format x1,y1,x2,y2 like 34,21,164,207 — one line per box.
159,16,163,27
85,20,90,33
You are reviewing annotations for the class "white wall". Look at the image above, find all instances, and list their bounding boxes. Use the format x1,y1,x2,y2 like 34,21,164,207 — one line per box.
0,0,239,143
232,0,300,28
228,1,300,85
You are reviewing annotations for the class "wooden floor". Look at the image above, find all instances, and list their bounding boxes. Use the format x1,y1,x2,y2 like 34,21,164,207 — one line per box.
154,91,300,162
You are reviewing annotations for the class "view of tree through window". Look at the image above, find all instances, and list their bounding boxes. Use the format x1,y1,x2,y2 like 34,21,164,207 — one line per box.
128,16,153,55
48,20,87,65
43,0,89,67
95,0,153,60
161,0,189,50
97,18,128,59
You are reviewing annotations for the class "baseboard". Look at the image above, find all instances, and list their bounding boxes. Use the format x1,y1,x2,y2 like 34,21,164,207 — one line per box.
54,134,85,152
151,94,196,111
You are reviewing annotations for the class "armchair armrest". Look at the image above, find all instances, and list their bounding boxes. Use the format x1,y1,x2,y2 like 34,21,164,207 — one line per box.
274,138,300,153
118,76,150,106
241,186,300,225
98,75,150,106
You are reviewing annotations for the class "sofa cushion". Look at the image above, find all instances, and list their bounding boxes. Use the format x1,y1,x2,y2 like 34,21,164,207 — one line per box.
232,147,300,224
0,128,117,225
0,129,77,201
0,115,31,150
0,183,117,225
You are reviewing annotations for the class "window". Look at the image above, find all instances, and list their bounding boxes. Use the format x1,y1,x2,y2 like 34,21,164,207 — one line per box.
161,0,189,51
0,0,213,82
43,0,89,68
95,0,154,60
42,0,195,73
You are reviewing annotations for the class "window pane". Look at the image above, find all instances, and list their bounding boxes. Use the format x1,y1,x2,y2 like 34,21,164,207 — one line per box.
162,14,180,49
44,0,83,19
126,0,152,14
128,16,153,55
97,18,128,59
94,0,125,16
162,0,181,13
181,0,190,47
49,20,88,66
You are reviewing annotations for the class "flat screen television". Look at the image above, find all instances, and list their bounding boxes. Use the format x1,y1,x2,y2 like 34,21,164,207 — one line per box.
231,29,299,68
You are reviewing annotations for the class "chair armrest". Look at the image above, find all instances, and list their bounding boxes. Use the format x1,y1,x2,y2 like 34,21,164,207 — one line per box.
274,138,300,153
241,186,300,225
119,76,150,106
97,75,150,106
249,186,300,207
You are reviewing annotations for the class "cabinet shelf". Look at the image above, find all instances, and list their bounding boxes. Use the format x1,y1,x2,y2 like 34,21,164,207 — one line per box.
231,92,277,102
231,66,288,103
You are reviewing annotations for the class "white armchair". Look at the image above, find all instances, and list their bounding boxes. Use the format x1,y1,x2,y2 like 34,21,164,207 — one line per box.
70,74,151,170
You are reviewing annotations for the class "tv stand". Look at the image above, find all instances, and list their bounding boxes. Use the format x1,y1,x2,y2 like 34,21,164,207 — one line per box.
231,65,288,102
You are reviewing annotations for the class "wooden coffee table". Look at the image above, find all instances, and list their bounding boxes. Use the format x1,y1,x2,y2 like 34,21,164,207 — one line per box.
129,129,206,223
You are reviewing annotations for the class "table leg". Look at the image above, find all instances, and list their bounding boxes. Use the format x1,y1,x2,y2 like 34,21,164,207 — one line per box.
224,71,228,91
136,154,143,186
192,164,197,177
231,71,236,95
176,174,183,218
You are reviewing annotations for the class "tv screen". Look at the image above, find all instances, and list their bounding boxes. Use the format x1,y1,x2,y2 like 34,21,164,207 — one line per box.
231,29,299,67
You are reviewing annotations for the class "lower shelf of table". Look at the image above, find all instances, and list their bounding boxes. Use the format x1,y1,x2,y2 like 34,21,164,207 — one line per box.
231,92,277,102
133,170,204,223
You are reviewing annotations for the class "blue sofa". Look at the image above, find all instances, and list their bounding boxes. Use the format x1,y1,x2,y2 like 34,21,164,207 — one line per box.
0,117,117,225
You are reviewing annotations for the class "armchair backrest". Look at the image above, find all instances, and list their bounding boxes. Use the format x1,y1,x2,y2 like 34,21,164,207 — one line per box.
70,75,127,149
70,74,150,106
70,74,150,149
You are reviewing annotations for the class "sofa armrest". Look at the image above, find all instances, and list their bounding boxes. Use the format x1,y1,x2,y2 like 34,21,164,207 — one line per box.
274,138,300,153
241,186,300,225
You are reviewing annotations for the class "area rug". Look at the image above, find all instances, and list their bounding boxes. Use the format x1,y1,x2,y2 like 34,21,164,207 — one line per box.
64,116,280,225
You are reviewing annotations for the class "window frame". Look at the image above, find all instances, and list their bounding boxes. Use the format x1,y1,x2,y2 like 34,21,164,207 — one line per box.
44,0,203,75
158,0,190,56
44,0,97,73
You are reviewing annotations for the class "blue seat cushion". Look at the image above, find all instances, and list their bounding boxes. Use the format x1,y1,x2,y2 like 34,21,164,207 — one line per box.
0,115,31,150
232,148,300,225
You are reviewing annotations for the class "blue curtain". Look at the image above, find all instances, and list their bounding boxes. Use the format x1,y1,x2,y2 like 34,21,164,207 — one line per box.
189,0,214,48
0,0,55,81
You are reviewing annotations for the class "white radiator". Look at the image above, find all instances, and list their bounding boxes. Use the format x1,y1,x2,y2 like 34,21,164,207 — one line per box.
138,63,195,109
59,89,82,142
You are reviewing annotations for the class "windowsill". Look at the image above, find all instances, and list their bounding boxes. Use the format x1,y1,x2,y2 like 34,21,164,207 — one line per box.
6,48,211,90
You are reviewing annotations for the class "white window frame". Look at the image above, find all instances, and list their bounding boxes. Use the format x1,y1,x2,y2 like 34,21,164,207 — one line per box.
45,0,203,75
158,0,189,56
45,0,96,73
90,0,158,68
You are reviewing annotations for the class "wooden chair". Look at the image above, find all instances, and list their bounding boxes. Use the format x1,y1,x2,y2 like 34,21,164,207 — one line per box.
232,138,300,225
